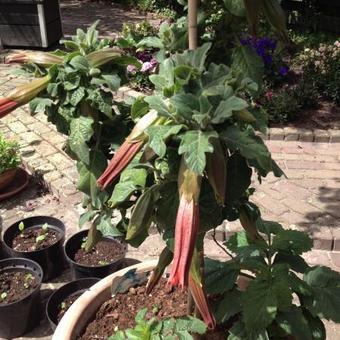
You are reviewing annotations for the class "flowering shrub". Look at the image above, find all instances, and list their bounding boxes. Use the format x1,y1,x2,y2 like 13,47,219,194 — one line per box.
298,41,340,103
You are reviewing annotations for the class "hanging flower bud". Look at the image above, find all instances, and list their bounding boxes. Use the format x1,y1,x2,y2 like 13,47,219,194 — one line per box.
146,247,173,294
168,158,201,289
206,138,227,205
188,251,216,329
87,47,122,68
0,75,50,119
6,52,63,66
97,110,159,189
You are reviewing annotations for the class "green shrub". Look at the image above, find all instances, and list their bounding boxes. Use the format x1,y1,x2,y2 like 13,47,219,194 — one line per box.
0,134,20,174
298,40,340,103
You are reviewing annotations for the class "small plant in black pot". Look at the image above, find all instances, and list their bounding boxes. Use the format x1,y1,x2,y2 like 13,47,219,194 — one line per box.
0,258,43,338
46,277,100,330
64,229,126,280
2,216,65,281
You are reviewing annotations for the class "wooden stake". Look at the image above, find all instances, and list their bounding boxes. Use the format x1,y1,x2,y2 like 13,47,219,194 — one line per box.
188,0,198,50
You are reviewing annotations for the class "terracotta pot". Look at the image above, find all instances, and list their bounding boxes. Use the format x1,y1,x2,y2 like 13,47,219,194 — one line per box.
0,168,17,190
52,260,158,340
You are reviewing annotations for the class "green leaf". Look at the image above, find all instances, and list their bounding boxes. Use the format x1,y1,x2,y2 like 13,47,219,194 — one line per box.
79,210,98,228
144,95,172,118
178,130,218,174
225,153,252,205
70,87,85,106
303,266,340,322
137,36,164,49
275,252,309,273
30,98,53,113
256,219,283,236
232,46,264,90
228,320,269,340
131,97,149,120
224,0,246,17
289,272,313,297
212,96,248,124
303,309,326,340
243,265,292,331
97,211,123,238
276,306,313,340
215,290,242,323
101,74,121,91
77,150,108,209
272,230,313,255
109,168,148,207
70,55,89,71
127,186,158,247
205,258,240,295
170,93,199,120
221,126,272,175
146,125,183,157
69,116,94,165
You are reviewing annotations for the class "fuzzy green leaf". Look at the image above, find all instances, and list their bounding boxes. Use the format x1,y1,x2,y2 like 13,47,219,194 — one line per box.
109,168,147,207
30,97,53,113
70,87,85,106
178,130,218,174
146,125,183,157
145,95,172,118
69,116,94,165
211,96,248,124
70,55,89,71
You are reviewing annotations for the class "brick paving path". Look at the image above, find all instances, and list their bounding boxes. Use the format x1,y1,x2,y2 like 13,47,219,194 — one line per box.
1,1,340,339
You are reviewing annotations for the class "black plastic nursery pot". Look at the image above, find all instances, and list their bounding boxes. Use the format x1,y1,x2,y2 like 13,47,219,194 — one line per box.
64,229,127,280
46,277,100,331
2,216,66,281
0,257,43,339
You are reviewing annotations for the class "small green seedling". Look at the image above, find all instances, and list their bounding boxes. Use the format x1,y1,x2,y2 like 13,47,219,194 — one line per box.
24,273,34,289
60,302,66,310
98,260,109,266
18,221,25,233
42,223,49,231
0,292,7,301
35,223,49,243
81,237,87,250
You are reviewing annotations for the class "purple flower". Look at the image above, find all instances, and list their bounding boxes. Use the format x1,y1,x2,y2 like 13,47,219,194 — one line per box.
279,66,289,76
140,57,158,73
241,36,277,66
127,64,138,74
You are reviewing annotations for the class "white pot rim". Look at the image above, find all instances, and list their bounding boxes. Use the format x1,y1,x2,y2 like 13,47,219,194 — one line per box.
53,259,158,340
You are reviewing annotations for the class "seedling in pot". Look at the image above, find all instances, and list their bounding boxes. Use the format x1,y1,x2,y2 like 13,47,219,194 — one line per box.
80,237,87,250
60,302,66,310
0,292,7,302
24,273,34,289
98,260,109,266
18,221,25,235
35,223,49,244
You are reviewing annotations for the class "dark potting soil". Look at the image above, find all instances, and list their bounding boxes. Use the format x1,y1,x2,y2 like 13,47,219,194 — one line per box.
74,240,124,266
79,279,188,339
12,227,60,252
0,270,38,305
57,292,83,323
79,278,234,339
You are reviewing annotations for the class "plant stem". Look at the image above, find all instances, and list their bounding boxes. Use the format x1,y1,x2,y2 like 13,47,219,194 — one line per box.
212,228,234,259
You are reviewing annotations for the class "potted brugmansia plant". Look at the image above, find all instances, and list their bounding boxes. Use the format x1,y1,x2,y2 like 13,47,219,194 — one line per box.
57,24,339,340
2,2,340,339
0,133,20,190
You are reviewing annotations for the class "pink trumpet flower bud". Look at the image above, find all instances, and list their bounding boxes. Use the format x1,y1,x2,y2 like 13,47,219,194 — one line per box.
168,159,202,289
189,275,216,329
0,75,50,119
6,52,63,66
97,110,159,189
